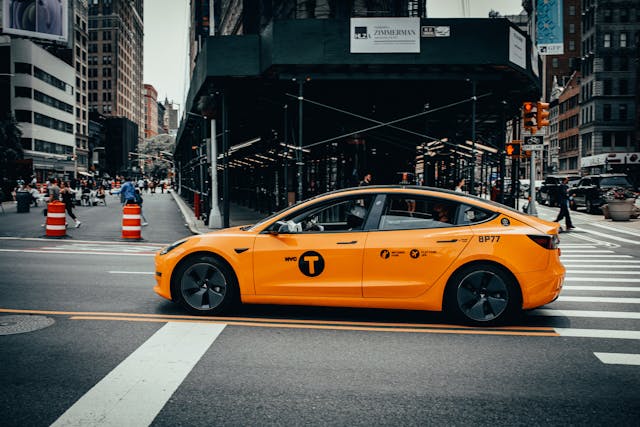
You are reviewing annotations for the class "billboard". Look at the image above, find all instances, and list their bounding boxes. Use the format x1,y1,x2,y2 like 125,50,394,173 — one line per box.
536,0,563,55
350,17,420,53
2,0,68,43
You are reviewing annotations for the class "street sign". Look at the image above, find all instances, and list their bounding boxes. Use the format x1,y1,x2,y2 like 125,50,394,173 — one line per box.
522,135,543,151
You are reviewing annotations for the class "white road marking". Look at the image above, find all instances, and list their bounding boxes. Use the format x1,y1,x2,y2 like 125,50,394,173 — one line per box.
557,296,640,303
560,250,614,253
563,286,640,292
555,328,640,340
566,270,640,275
594,352,640,366
558,245,597,249
561,254,633,258
563,264,640,268
51,322,226,427
108,271,155,275
531,309,640,319
591,222,640,237
0,249,154,256
577,228,640,245
561,260,640,264
564,277,640,283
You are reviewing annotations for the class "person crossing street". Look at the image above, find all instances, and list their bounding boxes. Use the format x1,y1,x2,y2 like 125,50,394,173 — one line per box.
554,177,575,231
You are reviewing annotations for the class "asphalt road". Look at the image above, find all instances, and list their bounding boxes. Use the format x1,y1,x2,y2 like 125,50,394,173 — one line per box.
0,196,639,426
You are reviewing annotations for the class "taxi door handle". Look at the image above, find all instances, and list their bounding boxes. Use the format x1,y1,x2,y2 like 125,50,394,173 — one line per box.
337,241,357,245
437,239,458,243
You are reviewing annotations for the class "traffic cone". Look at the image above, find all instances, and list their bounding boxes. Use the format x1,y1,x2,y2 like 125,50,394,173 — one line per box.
122,204,142,240
45,201,67,238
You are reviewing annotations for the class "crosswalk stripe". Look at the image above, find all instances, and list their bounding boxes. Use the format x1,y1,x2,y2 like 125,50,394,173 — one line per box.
563,264,640,268
561,260,640,264
557,296,640,303
51,322,226,427
560,250,614,253
578,228,640,245
591,222,640,237
561,254,633,258
566,270,640,275
563,286,640,292
531,309,640,319
564,277,640,283
594,352,640,366
555,328,640,340
559,245,597,249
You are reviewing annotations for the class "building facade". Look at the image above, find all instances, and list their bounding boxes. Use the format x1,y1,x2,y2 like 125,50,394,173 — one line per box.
73,0,90,175
87,0,144,142
5,38,76,181
557,71,581,174
143,84,158,138
579,0,639,179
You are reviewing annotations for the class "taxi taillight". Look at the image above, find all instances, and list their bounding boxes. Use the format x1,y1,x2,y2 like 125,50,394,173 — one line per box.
528,234,559,250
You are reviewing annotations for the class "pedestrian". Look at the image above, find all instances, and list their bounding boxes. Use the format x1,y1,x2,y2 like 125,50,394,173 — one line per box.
554,177,575,231
490,180,501,202
60,182,82,228
48,178,60,202
120,176,136,204
359,173,372,186
455,178,465,193
135,189,149,226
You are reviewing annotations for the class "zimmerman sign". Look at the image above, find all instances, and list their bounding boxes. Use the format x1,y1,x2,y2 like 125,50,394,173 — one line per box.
350,17,420,53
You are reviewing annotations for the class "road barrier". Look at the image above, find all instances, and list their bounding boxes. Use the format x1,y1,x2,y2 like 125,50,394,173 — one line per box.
45,201,67,238
122,204,142,239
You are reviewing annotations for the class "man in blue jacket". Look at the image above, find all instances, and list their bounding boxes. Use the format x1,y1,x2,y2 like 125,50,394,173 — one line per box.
119,177,136,205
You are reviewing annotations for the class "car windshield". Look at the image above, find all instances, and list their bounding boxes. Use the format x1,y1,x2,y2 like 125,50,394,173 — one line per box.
600,176,632,187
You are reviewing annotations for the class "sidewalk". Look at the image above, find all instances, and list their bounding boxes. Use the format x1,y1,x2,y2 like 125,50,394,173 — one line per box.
169,191,266,234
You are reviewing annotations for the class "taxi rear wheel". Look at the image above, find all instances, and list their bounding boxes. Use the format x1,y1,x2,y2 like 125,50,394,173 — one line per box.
445,263,520,325
173,255,237,315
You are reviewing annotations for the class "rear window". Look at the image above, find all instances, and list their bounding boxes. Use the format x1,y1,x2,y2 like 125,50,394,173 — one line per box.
600,176,632,187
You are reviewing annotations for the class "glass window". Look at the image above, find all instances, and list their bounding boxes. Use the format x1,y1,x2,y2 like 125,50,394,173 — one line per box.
603,104,611,121
602,132,612,147
569,23,575,34
620,33,627,48
603,56,612,71
569,40,576,51
14,62,31,74
620,79,628,95
552,58,559,68
275,195,376,233
620,56,629,70
603,79,612,95
604,33,611,47
378,195,463,230
569,5,576,16
619,104,628,121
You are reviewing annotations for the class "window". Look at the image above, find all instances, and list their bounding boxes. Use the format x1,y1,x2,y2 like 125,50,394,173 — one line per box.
14,86,32,98
552,58,559,68
275,195,376,233
569,40,576,51
620,9,629,22
569,5,576,16
15,109,31,123
603,104,611,121
14,62,31,74
604,33,611,47
620,33,627,48
379,195,462,230
602,132,612,147
620,79,628,95
619,104,628,121
604,56,612,71
569,23,575,34
620,56,629,70
603,79,612,95
615,132,628,147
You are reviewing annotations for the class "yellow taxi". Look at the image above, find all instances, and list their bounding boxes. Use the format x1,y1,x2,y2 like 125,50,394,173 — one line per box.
155,186,564,325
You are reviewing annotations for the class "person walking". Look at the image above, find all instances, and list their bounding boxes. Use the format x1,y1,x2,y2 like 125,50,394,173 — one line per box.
455,178,465,193
48,178,60,202
359,173,372,186
554,177,575,231
119,177,136,205
60,182,82,228
134,188,149,226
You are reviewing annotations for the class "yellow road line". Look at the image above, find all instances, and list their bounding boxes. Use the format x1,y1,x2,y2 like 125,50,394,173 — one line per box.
69,316,559,336
0,307,555,333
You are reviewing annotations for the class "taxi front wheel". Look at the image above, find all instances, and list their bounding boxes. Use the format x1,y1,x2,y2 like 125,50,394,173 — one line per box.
445,263,520,325
174,255,238,315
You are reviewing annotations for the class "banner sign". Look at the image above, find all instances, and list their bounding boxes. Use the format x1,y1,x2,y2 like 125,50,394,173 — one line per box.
2,0,69,43
509,27,526,69
537,0,564,55
350,17,420,53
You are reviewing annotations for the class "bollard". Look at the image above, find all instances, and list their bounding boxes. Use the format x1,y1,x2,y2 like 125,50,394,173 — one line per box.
45,201,67,238
122,203,142,239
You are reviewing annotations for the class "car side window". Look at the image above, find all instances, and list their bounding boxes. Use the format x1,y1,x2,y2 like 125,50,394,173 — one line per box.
379,195,459,230
277,195,375,233
459,204,495,225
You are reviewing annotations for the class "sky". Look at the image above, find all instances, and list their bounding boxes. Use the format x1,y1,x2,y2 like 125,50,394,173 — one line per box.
143,1,524,114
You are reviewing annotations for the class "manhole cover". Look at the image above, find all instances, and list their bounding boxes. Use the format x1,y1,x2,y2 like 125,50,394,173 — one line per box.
0,315,55,335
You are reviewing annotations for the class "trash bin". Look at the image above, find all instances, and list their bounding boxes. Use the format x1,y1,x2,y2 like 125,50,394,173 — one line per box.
16,191,31,213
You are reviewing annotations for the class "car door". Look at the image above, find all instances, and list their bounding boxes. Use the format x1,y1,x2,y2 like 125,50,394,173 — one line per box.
253,194,375,298
572,178,591,207
362,194,473,299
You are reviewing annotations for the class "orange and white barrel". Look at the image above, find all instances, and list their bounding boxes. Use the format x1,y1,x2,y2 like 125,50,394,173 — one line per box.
122,204,142,239
46,201,67,238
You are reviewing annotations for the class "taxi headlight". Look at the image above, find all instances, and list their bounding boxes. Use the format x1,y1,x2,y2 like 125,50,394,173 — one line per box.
160,238,188,255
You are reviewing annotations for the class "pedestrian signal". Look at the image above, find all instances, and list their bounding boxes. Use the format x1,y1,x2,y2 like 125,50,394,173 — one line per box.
522,102,536,133
536,102,550,129
505,142,521,157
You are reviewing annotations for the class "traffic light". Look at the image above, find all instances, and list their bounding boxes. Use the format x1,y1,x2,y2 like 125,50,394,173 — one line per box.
536,102,550,129
522,102,536,133
505,141,521,157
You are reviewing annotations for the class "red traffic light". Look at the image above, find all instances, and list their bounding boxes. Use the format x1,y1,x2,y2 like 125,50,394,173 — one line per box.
522,102,536,132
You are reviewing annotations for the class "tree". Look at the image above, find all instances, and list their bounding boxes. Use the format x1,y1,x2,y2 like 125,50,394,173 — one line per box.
137,134,176,178
0,114,24,198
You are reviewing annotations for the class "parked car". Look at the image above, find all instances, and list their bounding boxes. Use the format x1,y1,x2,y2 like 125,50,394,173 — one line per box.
570,173,636,213
537,175,581,207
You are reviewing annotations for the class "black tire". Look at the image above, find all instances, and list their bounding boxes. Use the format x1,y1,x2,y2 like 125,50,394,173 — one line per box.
172,254,238,315
445,263,521,325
